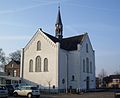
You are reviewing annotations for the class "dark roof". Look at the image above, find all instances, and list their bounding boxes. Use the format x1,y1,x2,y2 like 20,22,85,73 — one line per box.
109,75,120,79
44,32,60,42
103,75,120,83
14,60,20,65
44,32,85,51
60,35,84,51
8,59,20,65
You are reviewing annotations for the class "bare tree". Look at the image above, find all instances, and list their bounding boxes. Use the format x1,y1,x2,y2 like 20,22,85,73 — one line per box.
114,65,120,75
98,69,107,87
9,50,21,62
46,80,52,93
0,48,6,71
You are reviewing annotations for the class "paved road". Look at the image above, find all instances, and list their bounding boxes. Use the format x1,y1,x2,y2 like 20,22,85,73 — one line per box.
9,92,115,98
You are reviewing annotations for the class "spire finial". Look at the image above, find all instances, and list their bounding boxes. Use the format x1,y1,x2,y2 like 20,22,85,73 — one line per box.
58,3,60,9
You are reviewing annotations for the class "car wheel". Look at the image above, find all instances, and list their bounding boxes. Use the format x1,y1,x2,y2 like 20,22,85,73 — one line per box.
27,93,32,98
13,92,18,97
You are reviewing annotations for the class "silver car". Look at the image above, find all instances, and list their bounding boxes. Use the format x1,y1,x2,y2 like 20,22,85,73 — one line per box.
13,85,40,98
0,85,8,98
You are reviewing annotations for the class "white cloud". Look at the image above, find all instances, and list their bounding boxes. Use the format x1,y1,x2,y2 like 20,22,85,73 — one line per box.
0,0,60,15
0,35,31,41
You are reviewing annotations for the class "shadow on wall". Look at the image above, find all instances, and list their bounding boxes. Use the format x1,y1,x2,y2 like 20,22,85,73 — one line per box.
21,78,43,88
20,78,59,93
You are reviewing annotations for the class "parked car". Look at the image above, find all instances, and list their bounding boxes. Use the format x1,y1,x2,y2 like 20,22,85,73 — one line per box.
114,90,120,97
0,84,8,98
6,84,14,96
13,85,40,98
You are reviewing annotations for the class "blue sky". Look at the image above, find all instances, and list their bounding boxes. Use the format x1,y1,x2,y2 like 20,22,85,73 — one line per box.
0,0,120,75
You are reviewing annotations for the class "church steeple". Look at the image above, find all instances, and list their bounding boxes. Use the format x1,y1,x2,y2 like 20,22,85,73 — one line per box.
55,6,63,39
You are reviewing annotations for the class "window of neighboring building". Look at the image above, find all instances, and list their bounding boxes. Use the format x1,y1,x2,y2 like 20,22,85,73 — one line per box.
35,56,41,72
8,71,10,76
72,75,75,81
90,61,92,73
12,64,14,67
14,70,17,77
29,59,33,72
44,58,48,72
37,41,41,51
86,43,88,53
86,57,89,73
83,59,85,72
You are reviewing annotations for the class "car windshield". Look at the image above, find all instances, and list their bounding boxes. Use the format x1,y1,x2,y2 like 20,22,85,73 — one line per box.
6,85,13,88
0,86,6,90
31,87,38,90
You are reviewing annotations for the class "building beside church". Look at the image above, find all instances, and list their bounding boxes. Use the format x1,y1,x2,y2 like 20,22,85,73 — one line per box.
20,7,96,92
0,60,20,84
103,75,120,88
5,59,20,77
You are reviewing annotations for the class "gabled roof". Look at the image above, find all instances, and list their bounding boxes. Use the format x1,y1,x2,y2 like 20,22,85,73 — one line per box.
43,32,59,43
43,32,85,51
60,34,85,51
7,59,20,65
109,75,120,79
103,75,120,83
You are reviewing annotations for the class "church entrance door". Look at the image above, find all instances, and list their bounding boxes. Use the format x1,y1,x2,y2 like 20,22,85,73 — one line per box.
86,76,90,90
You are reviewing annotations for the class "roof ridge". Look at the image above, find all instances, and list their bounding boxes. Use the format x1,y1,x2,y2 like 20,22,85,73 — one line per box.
63,33,85,40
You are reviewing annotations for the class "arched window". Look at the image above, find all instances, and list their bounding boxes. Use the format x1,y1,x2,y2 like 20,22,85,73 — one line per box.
62,79,65,84
29,59,33,72
72,75,75,81
35,56,41,72
86,57,89,73
37,41,41,51
86,43,88,53
90,61,92,73
44,58,48,72
83,59,85,72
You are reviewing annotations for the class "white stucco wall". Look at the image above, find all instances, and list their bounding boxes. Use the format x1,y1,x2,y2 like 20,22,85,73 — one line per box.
22,30,59,89
79,34,96,89
67,51,80,89
59,49,67,90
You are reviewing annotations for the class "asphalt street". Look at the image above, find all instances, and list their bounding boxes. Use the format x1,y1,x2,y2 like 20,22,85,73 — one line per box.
8,92,116,98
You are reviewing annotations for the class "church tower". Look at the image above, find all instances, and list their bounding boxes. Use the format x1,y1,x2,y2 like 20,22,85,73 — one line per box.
55,6,63,39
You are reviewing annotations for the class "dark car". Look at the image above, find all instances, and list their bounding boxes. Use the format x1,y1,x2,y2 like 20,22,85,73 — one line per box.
6,84,14,96
114,90,120,98
0,84,8,98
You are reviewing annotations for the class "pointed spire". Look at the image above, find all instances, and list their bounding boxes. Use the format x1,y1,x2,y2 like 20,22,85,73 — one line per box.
55,5,63,40
56,6,62,25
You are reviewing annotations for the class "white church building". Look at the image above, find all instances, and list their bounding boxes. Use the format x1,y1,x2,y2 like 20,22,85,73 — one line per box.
20,7,96,92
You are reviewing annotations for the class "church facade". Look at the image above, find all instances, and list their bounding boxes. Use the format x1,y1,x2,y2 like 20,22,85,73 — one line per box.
20,7,96,91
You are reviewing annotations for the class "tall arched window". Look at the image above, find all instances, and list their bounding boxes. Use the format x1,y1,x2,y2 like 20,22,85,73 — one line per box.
86,43,88,53
90,61,92,73
86,57,89,73
44,58,48,72
72,75,75,81
83,59,85,72
37,41,41,51
29,59,33,72
35,56,41,72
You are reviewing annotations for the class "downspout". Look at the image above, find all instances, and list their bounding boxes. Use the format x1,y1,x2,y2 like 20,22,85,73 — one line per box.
20,48,24,81
66,53,68,93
